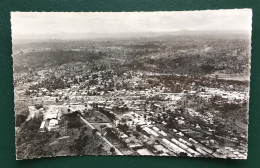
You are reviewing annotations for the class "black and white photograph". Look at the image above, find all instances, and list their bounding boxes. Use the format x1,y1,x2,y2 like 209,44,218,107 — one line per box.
11,10,252,160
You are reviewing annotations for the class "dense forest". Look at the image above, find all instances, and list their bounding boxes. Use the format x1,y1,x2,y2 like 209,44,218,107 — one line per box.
13,34,250,77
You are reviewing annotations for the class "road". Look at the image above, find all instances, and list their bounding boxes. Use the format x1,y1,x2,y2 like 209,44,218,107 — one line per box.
79,116,123,155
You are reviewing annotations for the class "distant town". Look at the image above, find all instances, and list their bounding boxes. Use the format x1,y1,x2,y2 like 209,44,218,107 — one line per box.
13,33,250,159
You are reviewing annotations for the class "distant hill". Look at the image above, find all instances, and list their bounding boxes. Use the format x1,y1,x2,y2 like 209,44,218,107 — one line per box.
12,29,250,44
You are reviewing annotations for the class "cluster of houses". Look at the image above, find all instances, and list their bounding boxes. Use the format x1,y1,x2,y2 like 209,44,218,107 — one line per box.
39,105,61,132
98,105,213,157
13,60,248,159
39,105,86,132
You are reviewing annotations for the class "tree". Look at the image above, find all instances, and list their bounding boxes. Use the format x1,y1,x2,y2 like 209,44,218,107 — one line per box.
157,115,161,122
144,114,147,120
100,124,106,135
92,129,98,139
133,131,140,138
118,123,129,133
97,144,103,154
15,114,28,127
35,104,43,110
110,147,115,155
67,120,82,128
136,125,142,132
179,152,188,157
74,134,88,155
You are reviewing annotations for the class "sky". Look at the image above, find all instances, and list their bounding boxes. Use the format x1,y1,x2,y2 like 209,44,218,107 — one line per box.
11,9,252,39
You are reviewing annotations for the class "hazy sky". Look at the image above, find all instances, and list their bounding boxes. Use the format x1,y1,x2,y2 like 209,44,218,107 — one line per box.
11,9,252,39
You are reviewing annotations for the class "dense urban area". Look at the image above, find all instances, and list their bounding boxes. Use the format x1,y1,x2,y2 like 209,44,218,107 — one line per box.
13,33,250,159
